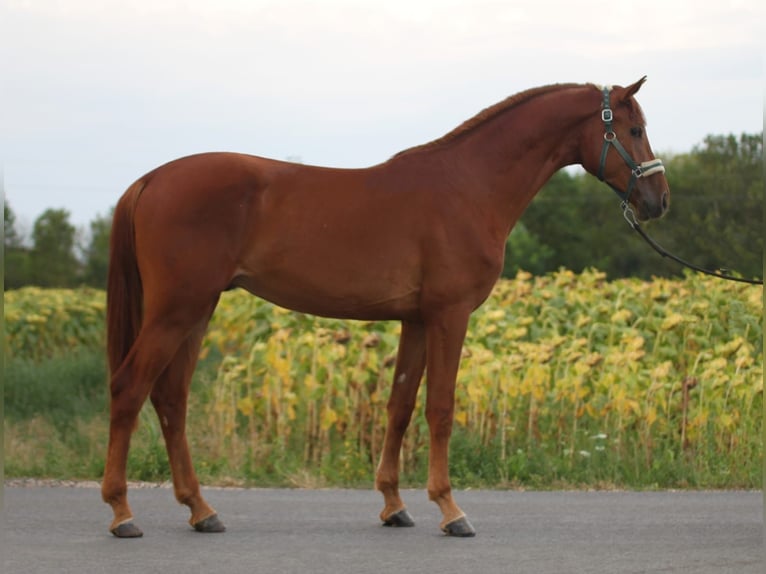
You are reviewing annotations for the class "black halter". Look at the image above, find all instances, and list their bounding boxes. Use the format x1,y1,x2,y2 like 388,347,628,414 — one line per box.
597,87,762,285
597,86,665,205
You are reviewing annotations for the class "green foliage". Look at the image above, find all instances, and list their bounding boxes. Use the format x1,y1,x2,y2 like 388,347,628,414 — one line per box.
3,203,112,289
29,208,81,287
4,350,107,430
503,222,555,277
660,134,763,278
4,201,33,289
4,248,32,290
126,409,172,482
4,201,22,247
81,210,112,289
4,349,109,480
5,414,106,479
505,132,763,280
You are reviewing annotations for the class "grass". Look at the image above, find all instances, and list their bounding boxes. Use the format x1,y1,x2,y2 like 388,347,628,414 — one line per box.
5,349,108,429
4,349,216,483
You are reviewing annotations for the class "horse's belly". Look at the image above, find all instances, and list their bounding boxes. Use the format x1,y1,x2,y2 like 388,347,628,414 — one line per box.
232,263,421,322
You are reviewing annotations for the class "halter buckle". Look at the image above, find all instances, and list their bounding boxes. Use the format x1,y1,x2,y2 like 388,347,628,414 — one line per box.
601,109,613,123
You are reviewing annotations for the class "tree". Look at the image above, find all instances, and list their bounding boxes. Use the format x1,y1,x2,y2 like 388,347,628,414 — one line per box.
82,209,113,288
29,208,80,287
660,133,763,280
502,222,554,277
4,201,33,289
510,168,668,278
511,132,763,280
5,201,22,247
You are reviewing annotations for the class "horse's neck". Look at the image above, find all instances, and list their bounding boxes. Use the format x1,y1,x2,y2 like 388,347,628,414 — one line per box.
456,85,598,236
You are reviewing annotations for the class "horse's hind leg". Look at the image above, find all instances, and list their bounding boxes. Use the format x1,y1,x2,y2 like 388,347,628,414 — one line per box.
102,299,217,538
375,320,426,527
102,352,156,538
150,321,224,533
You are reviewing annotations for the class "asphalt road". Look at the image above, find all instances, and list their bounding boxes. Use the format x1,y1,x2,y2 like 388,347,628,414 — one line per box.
3,485,763,574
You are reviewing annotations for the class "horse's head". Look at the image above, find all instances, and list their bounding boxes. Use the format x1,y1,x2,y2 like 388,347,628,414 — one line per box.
582,77,669,221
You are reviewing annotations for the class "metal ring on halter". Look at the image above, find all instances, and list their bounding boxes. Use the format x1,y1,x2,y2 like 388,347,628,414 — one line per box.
621,201,639,227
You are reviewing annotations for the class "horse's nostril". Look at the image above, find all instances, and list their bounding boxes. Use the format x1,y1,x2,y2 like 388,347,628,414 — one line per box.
661,191,669,211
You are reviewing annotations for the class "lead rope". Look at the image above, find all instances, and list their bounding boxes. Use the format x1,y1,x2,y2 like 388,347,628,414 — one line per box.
621,202,763,285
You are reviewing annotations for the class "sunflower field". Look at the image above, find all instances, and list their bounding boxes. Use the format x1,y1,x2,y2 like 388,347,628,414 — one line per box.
4,270,763,487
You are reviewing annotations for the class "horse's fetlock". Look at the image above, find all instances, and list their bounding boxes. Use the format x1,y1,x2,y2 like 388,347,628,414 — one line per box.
427,485,451,503
375,475,398,495
101,480,126,504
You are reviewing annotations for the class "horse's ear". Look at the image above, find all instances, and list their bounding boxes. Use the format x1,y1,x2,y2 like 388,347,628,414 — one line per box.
621,76,648,102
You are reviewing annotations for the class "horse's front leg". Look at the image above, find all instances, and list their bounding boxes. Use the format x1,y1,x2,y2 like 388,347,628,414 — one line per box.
375,320,427,527
424,307,476,537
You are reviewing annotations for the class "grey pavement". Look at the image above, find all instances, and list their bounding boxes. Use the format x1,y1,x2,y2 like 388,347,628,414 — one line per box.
2,486,763,573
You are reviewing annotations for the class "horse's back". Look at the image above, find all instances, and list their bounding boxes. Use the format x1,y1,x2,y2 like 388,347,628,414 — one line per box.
127,151,499,320
126,153,425,318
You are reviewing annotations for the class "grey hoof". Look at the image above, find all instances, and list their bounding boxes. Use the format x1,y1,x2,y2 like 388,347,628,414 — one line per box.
193,513,226,533
383,508,415,527
111,521,144,538
442,516,476,537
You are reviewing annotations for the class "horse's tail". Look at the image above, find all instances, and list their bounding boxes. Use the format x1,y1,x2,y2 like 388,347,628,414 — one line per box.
106,178,147,381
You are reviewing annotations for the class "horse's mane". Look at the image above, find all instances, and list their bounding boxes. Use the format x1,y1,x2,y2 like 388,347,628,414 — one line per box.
393,82,587,158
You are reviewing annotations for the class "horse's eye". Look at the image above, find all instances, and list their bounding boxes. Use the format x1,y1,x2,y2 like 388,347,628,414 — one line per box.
630,127,643,138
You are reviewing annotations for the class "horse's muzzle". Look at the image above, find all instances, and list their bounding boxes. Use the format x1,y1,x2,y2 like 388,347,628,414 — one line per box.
639,189,670,221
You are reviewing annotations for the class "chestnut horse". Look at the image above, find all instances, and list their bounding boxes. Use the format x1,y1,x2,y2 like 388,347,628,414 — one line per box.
103,78,669,538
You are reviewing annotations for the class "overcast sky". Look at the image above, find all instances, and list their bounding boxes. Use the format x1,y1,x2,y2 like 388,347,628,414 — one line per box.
1,0,762,232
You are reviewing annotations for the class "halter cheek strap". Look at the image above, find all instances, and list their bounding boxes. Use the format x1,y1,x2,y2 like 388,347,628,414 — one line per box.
597,87,665,204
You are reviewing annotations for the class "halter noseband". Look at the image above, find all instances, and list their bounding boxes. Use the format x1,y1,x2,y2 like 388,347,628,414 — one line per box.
597,86,665,204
